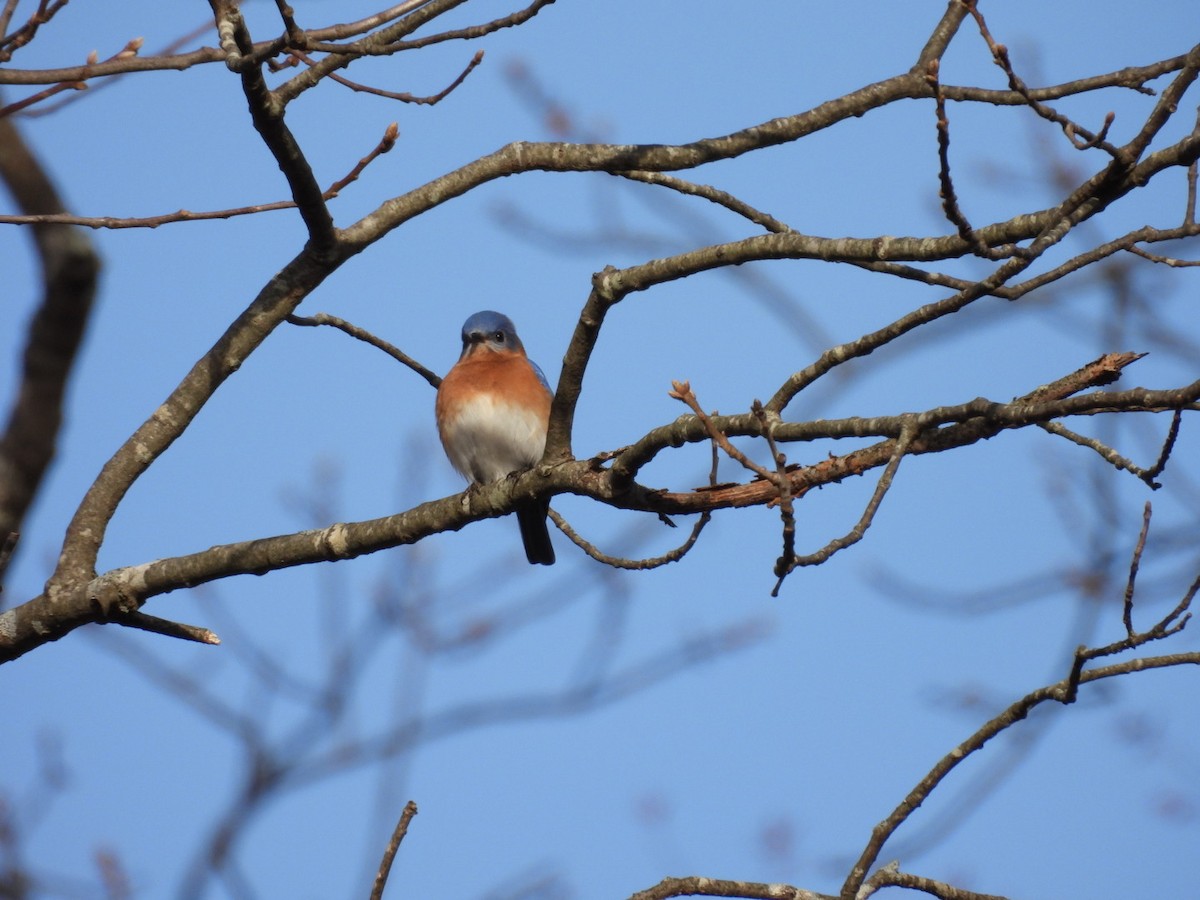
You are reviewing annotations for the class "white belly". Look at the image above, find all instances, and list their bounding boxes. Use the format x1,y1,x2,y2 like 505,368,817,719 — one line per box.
441,394,547,484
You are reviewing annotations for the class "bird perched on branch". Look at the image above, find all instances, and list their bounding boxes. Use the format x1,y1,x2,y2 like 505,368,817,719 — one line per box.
435,310,555,565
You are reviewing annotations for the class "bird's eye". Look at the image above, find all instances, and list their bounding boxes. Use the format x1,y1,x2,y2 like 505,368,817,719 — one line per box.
493,331,505,343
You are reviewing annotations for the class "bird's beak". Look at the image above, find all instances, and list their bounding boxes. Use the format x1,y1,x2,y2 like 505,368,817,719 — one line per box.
460,332,486,357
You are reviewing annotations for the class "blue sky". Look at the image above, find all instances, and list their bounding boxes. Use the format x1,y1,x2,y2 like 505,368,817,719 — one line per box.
4,1,1199,898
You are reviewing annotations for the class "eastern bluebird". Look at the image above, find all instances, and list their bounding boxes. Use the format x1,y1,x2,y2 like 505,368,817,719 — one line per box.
435,310,556,565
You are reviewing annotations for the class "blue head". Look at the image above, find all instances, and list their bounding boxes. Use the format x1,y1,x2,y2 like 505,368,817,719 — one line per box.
460,310,525,357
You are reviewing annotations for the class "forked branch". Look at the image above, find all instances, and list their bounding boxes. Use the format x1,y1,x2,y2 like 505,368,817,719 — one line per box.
839,506,1198,899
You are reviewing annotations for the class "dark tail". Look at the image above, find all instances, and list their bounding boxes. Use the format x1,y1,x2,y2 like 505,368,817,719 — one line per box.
516,499,555,565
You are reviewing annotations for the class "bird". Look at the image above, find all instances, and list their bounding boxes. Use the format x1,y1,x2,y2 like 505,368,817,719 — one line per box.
435,310,556,565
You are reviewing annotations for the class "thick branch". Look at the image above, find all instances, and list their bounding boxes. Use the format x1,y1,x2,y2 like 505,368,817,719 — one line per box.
209,0,335,250
4,9,1196,670
0,116,99,545
913,0,970,69
3,355,1193,661
41,248,341,612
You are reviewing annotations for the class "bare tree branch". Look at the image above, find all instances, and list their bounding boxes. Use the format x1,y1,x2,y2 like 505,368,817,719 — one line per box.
861,865,1010,900
3,345,1194,663
370,801,417,900
13,37,1188,661
839,537,1199,900
287,47,483,105
628,876,834,900
548,507,711,570
0,115,99,554
0,120,397,228
209,0,335,250
0,0,69,63
964,0,1122,156
841,645,1200,900
287,311,440,388
4,4,1199,898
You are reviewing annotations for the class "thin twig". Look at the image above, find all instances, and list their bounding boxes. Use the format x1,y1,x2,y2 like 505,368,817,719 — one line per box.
861,866,1009,900
304,0,556,57
1039,402,1182,489
289,47,483,105
0,36,145,119
547,425,718,570
322,122,399,199
754,402,797,590
0,78,85,118
0,199,297,229
304,1,436,43
548,508,711,570
18,21,215,119
1144,409,1183,483
669,381,776,482
286,313,440,388
1004,224,1200,300
114,610,221,645
0,0,69,63
1123,503,1152,636
1125,243,1200,267
1061,507,1195,703
0,120,398,228
616,170,794,233
927,58,1012,259
963,0,1121,157
1037,421,1158,485
370,801,418,900
274,0,529,107
776,424,916,588
668,381,916,592
0,0,22,45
